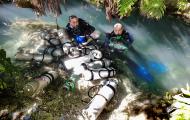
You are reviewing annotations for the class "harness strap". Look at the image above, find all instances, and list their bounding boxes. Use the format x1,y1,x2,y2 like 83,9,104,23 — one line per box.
84,64,94,81
88,69,94,81
96,94,108,102
41,72,54,83
98,68,115,78
40,47,50,63
50,47,57,57
101,59,106,68
106,84,116,95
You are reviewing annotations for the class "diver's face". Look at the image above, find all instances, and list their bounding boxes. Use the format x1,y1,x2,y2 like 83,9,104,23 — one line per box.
114,27,123,35
69,18,79,28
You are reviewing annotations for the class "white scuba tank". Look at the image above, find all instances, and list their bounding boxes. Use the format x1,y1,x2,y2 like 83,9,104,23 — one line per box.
73,58,112,75
57,29,68,44
61,50,103,70
23,70,58,97
15,53,53,63
79,66,116,81
62,42,75,55
63,44,99,58
60,55,91,70
89,50,103,60
62,41,93,58
81,79,118,120
81,58,112,69
78,44,99,55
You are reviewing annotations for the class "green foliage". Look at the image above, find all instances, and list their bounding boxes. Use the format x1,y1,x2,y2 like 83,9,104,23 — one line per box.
0,49,19,91
89,0,167,19
177,0,189,11
170,104,190,120
88,0,104,7
170,84,190,120
119,0,138,18
140,0,166,19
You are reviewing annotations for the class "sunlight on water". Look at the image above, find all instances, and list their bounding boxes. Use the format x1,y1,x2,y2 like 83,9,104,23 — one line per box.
0,4,57,58
126,19,190,90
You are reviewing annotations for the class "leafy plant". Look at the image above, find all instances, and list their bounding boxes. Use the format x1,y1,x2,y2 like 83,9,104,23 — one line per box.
87,0,104,7
177,0,189,11
170,83,190,120
119,0,138,18
87,0,189,20
0,49,19,91
140,0,166,19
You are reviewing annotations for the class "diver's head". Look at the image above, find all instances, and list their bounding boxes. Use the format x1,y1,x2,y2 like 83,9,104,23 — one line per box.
69,15,79,28
113,23,123,35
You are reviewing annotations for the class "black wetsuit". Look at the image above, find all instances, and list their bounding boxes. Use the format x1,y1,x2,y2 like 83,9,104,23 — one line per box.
104,30,133,48
65,18,95,39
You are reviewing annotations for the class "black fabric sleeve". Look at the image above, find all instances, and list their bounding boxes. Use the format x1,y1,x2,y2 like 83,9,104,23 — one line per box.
79,18,95,35
65,24,74,39
104,33,111,47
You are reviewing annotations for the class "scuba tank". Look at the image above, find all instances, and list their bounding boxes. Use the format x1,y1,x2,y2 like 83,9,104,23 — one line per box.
15,53,53,64
81,58,112,69
23,70,58,97
62,41,81,58
41,28,68,45
81,79,118,120
73,59,112,75
62,42,84,58
40,29,61,46
38,46,64,57
49,29,58,34
57,29,65,38
62,42,74,55
89,50,102,60
67,47,82,58
61,50,103,70
78,44,99,55
45,38,61,46
63,44,99,58
77,65,116,81
60,55,91,70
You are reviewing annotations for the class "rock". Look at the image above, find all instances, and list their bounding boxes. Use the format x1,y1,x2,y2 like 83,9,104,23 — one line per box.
108,112,129,120
0,109,9,119
128,112,147,120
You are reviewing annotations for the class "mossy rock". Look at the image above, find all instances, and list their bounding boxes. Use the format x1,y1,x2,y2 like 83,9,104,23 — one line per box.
32,111,53,120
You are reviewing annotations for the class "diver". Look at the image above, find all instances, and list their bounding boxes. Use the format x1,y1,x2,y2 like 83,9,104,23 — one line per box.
65,15,100,45
104,23,133,51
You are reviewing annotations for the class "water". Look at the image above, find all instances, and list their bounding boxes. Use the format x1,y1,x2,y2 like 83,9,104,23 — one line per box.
0,4,56,57
0,1,190,94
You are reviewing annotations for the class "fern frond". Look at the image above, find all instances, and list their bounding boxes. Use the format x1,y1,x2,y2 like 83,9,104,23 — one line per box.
118,0,138,18
140,0,166,19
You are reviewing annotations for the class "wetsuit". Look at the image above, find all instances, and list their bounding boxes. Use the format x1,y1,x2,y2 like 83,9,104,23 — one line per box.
104,30,133,48
65,18,95,42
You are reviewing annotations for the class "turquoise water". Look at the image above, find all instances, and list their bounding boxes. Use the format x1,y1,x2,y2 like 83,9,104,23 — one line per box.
0,1,190,93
